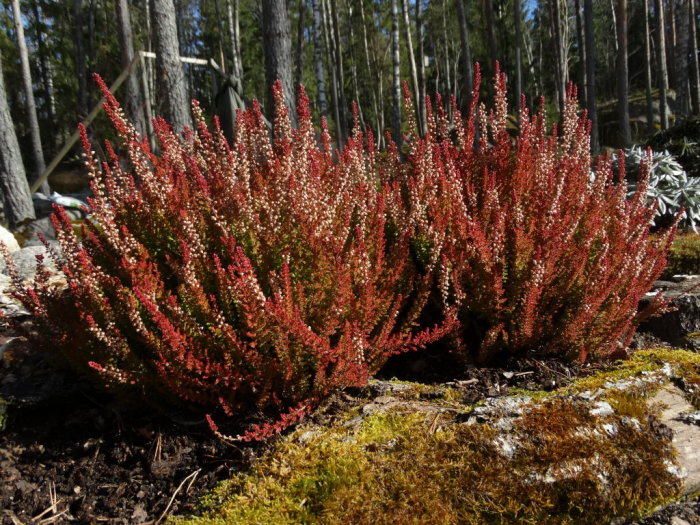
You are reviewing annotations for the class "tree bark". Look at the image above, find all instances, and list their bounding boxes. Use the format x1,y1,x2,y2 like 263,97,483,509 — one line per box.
262,0,297,124
73,0,88,121
483,0,499,70
674,0,690,116
0,48,35,228
294,0,306,90
391,0,402,147
321,0,341,144
456,0,474,110
514,0,523,108
655,0,670,129
31,0,56,138
416,0,427,134
584,0,599,151
644,0,655,132
401,0,420,130
116,0,147,136
312,0,327,118
11,0,48,195
329,0,347,133
225,0,243,81
550,0,566,114
359,0,381,139
615,0,631,145
689,0,700,115
574,0,587,109
151,0,191,132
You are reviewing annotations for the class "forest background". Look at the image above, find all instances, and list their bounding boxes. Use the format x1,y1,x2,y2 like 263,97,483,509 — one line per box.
0,0,699,215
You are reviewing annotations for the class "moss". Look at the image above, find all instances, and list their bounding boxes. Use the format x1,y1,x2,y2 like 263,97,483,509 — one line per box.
662,233,700,278
173,352,697,525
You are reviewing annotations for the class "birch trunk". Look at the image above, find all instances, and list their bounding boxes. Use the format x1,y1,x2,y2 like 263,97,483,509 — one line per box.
312,0,327,118
584,0,599,150
644,0,655,131
391,0,402,147
655,0,670,129
401,0,420,129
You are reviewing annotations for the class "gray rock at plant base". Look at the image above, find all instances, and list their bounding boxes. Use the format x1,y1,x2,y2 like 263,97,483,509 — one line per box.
652,387,700,495
0,226,20,253
637,277,700,348
0,244,60,280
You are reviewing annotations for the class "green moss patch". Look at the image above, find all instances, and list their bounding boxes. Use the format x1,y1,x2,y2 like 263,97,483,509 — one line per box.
173,350,700,525
662,233,700,278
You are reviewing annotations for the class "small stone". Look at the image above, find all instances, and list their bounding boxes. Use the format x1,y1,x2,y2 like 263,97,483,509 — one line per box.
590,401,614,417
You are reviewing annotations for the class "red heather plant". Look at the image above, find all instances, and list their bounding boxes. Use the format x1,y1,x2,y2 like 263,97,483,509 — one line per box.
4,77,451,441
383,64,675,364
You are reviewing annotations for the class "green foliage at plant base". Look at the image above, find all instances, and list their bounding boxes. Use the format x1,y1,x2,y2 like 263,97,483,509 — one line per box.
661,233,700,278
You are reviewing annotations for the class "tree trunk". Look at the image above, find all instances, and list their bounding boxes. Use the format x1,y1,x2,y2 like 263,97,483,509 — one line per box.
151,0,190,132
345,3,365,130
262,0,296,124
312,0,327,118
550,0,566,114
655,0,670,129
667,0,677,90
574,0,587,109
401,0,420,130
514,0,523,108
294,0,306,90
615,0,631,145
73,0,89,121
116,0,147,136
644,0,655,132
0,48,35,228
689,0,700,115
329,0,347,135
391,0,402,147
360,0,381,139
674,0,690,117
416,0,427,134
584,0,599,151
321,0,342,144
11,0,48,195
225,0,243,81
456,0,474,110
483,0,499,70
31,0,56,138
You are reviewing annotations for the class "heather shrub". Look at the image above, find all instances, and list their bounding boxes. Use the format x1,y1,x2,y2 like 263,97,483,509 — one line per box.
3,77,450,440
384,65,675,363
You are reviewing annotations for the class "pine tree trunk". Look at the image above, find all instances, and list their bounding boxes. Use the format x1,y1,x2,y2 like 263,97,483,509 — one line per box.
483,0,499,69
689,0,700,115
644,0,655,132
551,0,566,114
321,0,341,144
655,0,670,129
416,0,427,135
359,0,381,138
674,0,691,116
225,0,243,81
514,0,523,108
31,0,56,138
615,0,631,145
11,0,48,195
151,0,190,132
116,0,147,136
456,0,474,110
584,0,599,151
574,0,587,109
262,0,296,124
0,48,35,228
401,0,420,129
294,0,306,90
329,0,347,134
391,0,402,147
312,0,327,118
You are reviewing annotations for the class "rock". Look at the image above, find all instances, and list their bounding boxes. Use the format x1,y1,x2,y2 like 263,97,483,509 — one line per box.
638,277,700,348
0,227,20,253
0,245,59,280
19,217,56,246
652,387,700,495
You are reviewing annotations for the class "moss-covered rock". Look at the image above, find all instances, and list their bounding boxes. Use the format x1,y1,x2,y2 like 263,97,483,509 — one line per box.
172,350,700,525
